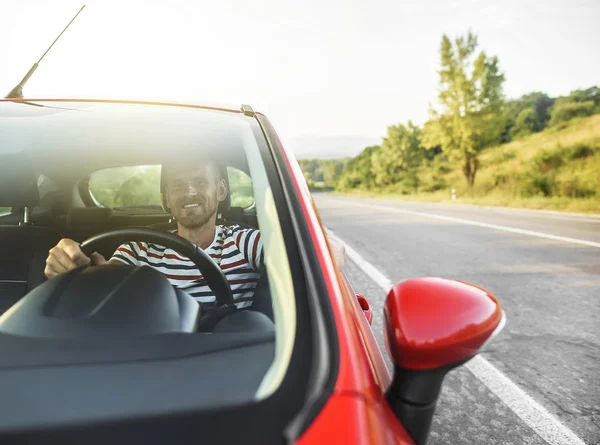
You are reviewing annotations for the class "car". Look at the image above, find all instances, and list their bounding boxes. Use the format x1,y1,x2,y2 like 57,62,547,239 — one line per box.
0,98,505,444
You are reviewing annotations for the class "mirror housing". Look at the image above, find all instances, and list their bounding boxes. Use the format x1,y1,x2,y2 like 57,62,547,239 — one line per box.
384,277,504,444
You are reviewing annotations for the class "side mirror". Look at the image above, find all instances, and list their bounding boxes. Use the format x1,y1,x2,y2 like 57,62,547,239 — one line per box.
384,278,504,445
356,294,373,325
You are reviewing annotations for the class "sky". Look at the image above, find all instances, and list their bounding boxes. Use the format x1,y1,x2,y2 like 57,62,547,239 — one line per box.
1,0,599,154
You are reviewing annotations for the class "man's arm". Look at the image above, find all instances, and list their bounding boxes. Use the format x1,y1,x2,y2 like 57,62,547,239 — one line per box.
234,228,262,271
45,238,131,279
109,242,142,266
233,229,343,272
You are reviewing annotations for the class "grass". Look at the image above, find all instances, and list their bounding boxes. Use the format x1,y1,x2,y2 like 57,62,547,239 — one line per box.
337,189,600,214
336,115,600,214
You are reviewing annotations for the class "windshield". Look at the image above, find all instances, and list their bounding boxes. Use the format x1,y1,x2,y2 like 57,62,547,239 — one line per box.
0,101,298,407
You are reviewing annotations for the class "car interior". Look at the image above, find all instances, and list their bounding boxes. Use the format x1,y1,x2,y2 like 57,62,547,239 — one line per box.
0,159,270,319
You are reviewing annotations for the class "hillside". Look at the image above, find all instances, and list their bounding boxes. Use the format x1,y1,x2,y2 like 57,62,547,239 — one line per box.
340,114,600,213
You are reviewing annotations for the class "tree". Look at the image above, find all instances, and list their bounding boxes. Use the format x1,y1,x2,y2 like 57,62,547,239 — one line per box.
336,145,380,190
547,86,600,126
371,122,422,186
563,86,599,106
511,106,538,138
502,92,554,141
548,101,596,127
321,160,346,186
113,174,159,207
422,32,505,188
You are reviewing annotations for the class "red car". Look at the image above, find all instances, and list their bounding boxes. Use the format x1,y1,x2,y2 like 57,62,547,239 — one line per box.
0,98,504,444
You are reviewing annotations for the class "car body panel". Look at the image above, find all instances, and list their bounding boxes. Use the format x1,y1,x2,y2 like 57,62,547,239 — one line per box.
295,393,414,445
339,272,392,393
264,115,413,443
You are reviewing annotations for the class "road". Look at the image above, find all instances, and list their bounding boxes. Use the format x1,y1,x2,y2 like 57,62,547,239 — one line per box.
313,194,600,445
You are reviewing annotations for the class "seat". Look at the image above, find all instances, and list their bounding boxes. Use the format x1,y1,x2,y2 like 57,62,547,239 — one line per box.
66,207,114,241
0,154,63,314
0,226,63,314
251,264,273,320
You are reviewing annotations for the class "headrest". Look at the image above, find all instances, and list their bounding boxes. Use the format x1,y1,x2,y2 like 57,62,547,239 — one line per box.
0,153,39,207
225,206,245,222
67,208,113,230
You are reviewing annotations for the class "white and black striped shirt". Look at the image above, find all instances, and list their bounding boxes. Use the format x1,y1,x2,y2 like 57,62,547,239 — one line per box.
110,225,262,309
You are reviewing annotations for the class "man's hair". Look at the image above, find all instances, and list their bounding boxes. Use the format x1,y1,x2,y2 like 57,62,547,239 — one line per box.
161,160,227,187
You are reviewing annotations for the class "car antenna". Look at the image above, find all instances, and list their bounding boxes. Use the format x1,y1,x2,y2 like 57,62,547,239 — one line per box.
5,5,85,99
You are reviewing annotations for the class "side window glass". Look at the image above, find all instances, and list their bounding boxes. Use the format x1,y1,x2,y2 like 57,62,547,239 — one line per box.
228,167,254,208
89,166,162,209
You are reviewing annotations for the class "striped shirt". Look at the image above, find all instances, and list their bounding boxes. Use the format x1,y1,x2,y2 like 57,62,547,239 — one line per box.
110,225,262,309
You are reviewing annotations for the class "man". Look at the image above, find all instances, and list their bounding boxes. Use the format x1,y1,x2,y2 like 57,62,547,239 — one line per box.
45,160,262,309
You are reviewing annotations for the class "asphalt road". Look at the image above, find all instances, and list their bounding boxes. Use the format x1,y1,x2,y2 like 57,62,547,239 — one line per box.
312,194,600,445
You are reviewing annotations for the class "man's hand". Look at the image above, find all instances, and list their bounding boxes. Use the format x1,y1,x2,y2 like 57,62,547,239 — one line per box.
45,238,107,278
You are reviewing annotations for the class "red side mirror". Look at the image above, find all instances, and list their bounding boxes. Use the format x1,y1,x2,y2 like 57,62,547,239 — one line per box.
384,277,503,370
356,294,373,325
383,277,504,445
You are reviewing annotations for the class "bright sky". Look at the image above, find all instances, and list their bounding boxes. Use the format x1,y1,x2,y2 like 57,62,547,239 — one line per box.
1,0,598,143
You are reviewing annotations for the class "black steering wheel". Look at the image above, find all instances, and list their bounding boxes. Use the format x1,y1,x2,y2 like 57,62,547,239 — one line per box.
80,227,234,307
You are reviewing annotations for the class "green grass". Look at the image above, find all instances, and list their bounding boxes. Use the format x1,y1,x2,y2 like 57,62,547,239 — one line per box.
337,115,600,214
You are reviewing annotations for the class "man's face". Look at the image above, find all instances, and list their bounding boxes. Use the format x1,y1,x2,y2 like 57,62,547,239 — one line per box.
164,162,227,229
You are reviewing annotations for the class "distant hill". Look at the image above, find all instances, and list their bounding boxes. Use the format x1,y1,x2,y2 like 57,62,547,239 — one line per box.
288,135,380,160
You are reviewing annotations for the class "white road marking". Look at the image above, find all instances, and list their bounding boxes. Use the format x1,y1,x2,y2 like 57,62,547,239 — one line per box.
467,356,586,445
480,209,600,224
325,199,600,248
412,202,600,223
327,229,587,445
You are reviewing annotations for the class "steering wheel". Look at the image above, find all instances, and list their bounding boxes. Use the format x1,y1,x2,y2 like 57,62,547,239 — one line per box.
80,227,234,307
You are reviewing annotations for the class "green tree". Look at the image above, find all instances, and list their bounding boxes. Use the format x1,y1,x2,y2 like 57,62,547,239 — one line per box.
336,145,380,190
502,92,554,141
548,101,596,126
547,86,600,127
113,174,159,207
321,160,346,186
422,31,505,188
372,122,422,186
511,106,538,138
297,159,324,183
563,86,599,106
298,158,347,190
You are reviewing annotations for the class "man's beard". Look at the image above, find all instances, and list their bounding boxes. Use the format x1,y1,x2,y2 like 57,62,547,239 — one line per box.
172,194,218,229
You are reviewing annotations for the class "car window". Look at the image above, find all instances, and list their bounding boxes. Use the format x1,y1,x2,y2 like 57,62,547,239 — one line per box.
228,167,254,208
0,101,301,411
89,165,255,210
88,165,163,209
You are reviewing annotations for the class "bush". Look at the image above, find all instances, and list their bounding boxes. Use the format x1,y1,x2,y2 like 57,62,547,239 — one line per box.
521,171,557,197
493,170,510,186
558,178,595,198
436,164,453,174
532,150,565,173
568,143,596,160
421,176,448,193
502,151,517,161
549,101,596,127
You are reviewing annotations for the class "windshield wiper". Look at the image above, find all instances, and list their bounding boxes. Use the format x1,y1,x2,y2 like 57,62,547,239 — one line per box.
5,5,85,109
